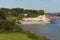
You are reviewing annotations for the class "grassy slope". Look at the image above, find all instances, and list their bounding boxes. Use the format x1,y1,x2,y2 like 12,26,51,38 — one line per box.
0,33,34,40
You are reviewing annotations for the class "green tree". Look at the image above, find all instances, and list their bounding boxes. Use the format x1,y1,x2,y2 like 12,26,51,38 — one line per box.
0,11,6,19
38,10,44,15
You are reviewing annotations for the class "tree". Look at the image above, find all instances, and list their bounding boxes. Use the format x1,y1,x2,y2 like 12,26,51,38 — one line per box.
38,10,44,15
0,11,6,19
0,19,22,32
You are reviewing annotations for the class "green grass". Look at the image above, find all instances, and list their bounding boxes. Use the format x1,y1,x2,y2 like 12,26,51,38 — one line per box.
0,33,34,40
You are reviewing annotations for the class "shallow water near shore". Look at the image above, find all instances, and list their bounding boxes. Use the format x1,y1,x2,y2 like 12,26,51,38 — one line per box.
21,18,60,40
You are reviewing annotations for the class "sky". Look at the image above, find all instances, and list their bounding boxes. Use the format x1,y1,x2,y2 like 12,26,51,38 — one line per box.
0,0,60,13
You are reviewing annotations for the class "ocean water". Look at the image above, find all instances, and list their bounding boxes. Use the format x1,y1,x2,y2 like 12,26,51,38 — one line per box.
21,18,60,40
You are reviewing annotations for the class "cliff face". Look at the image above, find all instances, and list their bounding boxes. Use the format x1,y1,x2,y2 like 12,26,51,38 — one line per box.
20,15,51,24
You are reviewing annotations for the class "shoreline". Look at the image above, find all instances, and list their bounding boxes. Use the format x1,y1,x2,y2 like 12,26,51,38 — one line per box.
21,22,50,25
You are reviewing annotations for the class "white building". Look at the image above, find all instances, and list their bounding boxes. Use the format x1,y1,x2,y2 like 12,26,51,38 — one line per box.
20,15,51,24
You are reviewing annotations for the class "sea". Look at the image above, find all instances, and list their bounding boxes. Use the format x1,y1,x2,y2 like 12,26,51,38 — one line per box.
21,18,60,40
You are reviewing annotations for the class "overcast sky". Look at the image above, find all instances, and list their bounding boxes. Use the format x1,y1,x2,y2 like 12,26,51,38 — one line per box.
0,0,60,13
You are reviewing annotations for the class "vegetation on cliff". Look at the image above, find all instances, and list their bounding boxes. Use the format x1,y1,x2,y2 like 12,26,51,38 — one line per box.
0,8,44,19
0,8,48,40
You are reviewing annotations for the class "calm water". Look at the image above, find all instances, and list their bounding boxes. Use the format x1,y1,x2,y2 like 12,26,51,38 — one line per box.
21,18,60,40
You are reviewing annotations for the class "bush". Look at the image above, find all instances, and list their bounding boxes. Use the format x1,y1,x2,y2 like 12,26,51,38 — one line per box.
0,19,22,32
20,30,48,40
